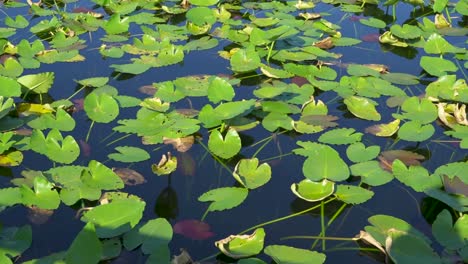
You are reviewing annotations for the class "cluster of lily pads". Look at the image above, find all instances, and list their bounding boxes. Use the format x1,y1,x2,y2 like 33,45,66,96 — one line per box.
0,0,467,263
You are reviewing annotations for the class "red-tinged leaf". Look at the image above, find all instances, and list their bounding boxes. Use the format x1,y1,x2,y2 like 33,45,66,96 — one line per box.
349,16,363,22
378,150,425,171
173,219,214,240
361,33,380,42
27,206,53,225
443,175,468,196
79,139,91,157
291,76,309,87
73,98,84,112
113,168,146,186
138,85,156,95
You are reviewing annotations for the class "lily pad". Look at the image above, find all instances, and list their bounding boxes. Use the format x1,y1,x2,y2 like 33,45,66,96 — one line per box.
215,228,265,259
84,92,119,123
198,187,248,212
290,179,335,202
334,185,374,204
208,128,242,159
264,245,326,264
108,146,150,163
344,96,381,121
346,143,380,163
233,158,271,189
318,128,363,145
420,56,457,77
17,72,54,94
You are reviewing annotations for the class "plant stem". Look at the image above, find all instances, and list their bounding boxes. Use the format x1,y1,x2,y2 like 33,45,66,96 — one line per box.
445,7,452,24
238,197,336,235
85,121,95,142
196,138,233,174
281,235,358,241
252,135,273,158
320,200,326,250
200,206,210,222
266,41,275,64
66,85,87,100
105,134,131,147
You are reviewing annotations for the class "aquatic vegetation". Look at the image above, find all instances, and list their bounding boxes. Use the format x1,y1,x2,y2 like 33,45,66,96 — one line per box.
0,0,466,263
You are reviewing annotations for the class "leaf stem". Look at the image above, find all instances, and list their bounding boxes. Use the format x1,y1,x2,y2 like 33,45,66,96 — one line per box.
85,121,95,142
281,235,358,241
196,138,233,174
66,85,87,100
238,197,336,235
200,206,210,222
320,200,326,250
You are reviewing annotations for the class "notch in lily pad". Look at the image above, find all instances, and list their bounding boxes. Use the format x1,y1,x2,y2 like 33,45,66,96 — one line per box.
232,158,271,189
152,152,177,176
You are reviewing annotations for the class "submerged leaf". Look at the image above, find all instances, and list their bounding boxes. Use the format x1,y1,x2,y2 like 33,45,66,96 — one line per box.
173,220,214,240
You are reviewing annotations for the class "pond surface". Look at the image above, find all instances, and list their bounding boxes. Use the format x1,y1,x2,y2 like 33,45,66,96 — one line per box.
0,0,467,263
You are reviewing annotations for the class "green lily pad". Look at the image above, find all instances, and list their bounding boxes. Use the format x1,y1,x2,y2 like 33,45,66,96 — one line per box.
392,159,440,192
262,112,294,132
424,33,463,54
20,176,60,209
208,128,242,159
390,24,422,39
318,128,363,145
233,158,271,189
208,76,235,103
198,187,248,212
0,57,23,78
426,75,468,103
84,92,119,123
76,77,109,87
189,0,219,6
81,198,145,238
344,96,381,121
81,160,124,190
0,77,21,97
398,121,435,142
350,161,393,186
335,185,374,204
432,210,468,250
102,14,129,35
230,46,261,73
264,245,326,264
295,142,350,182
186,7,216,26
420,56,457,77
110,63,150,75
27,108,76,131
123,218,173,254
108,146,150,163
0,225,32,261
65,223,102,264
17,72,54,94
394,97,438,124
346,143,380,163
387,230,441,264
445,124,468,148
215,228,265,259
359,17,386,28
291,179,335,202
433,0,449,12
29,129,80,164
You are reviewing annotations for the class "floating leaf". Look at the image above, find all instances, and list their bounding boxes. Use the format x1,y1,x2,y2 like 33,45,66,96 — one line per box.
230,46,261,73
0,225,32,260
123,218,172,255
17,72,54,94
76,77,109,87
344,96,381,121
163,136,194,152
350,161,394,186
208,128,241,159
290,179,335,202
346,143,380,163
84,92,119,123
20,176,60,210
82,160,124,190
215,228,265,259
432,210,468,250
233,158,271,189
359,17,386,28
386,229,441,264
108,146,150,163
335,185,374,204
318,128,363,145
264,245,326,264
102,14,129,35
398,121,435,142
390,24,421,39
420,56,457,77
173,220,214,240
445,125,468,148
208,76,235,103
65,223,102,264
394,97,438,124
392,160,438,192
379,150,425,170
81,198,145,238
198,187,248,212
295,142,350,182
29,129,80,164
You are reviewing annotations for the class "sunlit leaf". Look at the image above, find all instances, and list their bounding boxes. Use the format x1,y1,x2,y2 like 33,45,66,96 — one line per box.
198,187,248,212
344,96,381,121
264,245,326,264
65,223,102,264
346,143,380,163
108,146,150,163
208,128,241,159
291,179,335,202
215,228,265,259
335,185,374,204
233,158,271,189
